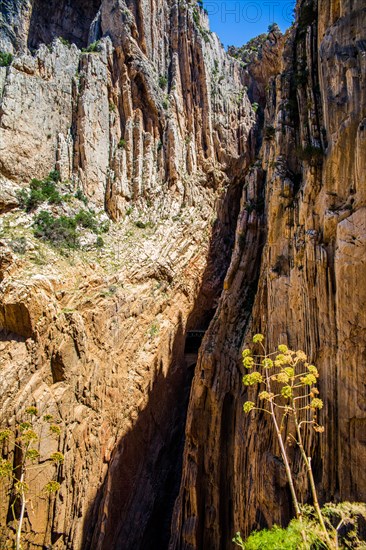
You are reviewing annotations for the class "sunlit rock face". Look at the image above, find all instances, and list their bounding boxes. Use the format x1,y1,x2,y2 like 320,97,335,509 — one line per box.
171,0,366,548
0,0,253,219
0,0,365,548
0,0,255,548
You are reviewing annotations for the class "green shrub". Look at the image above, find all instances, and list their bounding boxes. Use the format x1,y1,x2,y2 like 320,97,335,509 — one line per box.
118,138,126,149
135,220,147,229
234,522,304,549
32,205,110,248
48,170,61,182
148,323,159,338
0,51,13,67
82,41,100,53
135,220,154,229
99,219,110,233
252,102,259,113
234,503,366,549
17,171,63,212
159,75,168,90
192,8,200,26
74,209,99,232
96,236,104,248
33,211,78,248
8,237,27,255
59,37,71,47
267,23,280,33
234,518,324,549
75,188,88,205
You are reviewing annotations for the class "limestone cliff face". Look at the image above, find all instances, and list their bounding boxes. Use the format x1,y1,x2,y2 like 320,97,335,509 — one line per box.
0,0,254,548
171,0,366,548
0,0,365,548
0,0,252,218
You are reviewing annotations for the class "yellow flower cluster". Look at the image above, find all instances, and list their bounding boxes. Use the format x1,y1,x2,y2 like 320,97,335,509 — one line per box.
300,374,317,386
25,449,40,462
275,372,290,384
0,458,13,478
259,391,273,401
281,385,292,398
242,371,263,386
307,365,319,376
44,481,61,494
243,356,255,369
50,452,65,464
310,398,323,410
243,401,255,413
0,429,12,441
25,406,38,416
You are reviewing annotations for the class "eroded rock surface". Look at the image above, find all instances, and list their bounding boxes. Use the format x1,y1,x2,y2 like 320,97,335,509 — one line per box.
0,1,254,547
0,0,365,548
171,1,366,548
0,0,253,220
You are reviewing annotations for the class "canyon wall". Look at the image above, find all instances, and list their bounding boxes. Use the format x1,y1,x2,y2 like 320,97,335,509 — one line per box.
171,0,366,548
0,0,255,548
0,0,365,548
1,0,253,217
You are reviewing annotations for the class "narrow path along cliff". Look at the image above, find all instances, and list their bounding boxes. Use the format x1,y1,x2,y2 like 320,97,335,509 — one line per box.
0,0,365,548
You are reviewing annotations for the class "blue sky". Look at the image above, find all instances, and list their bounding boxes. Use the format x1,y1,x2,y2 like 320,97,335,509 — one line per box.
203,0,296,47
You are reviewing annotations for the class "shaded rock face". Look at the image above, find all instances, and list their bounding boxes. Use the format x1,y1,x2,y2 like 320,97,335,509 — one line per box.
27,0,102,50
171,0,366,548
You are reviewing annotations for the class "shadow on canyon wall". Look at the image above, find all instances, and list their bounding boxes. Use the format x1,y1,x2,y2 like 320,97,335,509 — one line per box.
80,180,245,550
27,0,102,50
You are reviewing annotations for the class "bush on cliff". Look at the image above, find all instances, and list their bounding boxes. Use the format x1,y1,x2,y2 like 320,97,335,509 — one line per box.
33,208,108,249
234,502,366,549
17,170,63,212
33,210,79,248
0,51,13,67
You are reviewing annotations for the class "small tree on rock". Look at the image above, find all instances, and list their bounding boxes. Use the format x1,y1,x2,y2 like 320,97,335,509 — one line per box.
240,334,332,547
0,407,64,550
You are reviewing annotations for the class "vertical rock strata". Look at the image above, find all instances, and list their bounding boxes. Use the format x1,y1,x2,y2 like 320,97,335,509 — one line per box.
171,0,366,548
0,0,254,548
0,0,365,548
0,0,252,218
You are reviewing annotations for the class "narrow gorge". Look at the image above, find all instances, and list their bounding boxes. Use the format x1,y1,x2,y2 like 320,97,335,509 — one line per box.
0,0,365,548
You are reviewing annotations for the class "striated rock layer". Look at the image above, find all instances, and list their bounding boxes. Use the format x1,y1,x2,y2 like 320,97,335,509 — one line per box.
0,0,365,548
171,0,366,548
0,0,254,548
0,0,253,218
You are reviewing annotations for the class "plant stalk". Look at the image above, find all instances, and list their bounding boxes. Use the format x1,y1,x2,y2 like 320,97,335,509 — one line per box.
292,402,333,548
16,469,26,550
265,372,302,521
